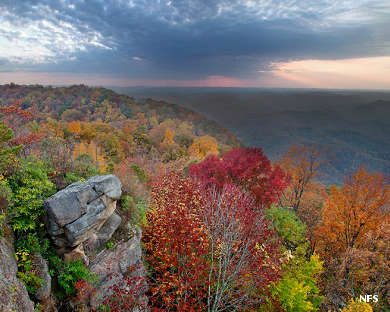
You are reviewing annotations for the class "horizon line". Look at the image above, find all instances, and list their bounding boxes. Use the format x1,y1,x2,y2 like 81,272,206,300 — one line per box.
2,82,390,93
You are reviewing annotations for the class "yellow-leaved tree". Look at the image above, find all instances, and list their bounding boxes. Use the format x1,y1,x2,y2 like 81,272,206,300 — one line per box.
188,135,219,159
336,299,373,312
72,141,107,172
161,128,175,146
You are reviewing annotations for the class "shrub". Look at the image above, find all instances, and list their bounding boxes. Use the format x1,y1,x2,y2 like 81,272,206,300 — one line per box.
0,175,11,236
58,260,96,297
0,120,21,174
49,255,96,298
75,280,97,308
64,153,100,185
73,153,100,178
15,249,43,294
131,164,148,182
7,159,55,234
120,195,147,228
65,171,84,184
134,199,147,227
106,241,115,249
101,264,148,312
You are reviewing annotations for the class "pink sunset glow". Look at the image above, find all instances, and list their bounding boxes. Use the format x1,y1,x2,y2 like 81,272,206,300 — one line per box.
0,72,255,87
270,56,390,89
1,56,390,89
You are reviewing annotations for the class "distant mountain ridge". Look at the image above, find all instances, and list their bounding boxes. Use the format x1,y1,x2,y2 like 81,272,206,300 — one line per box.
112,87,390,184
0,84,241,149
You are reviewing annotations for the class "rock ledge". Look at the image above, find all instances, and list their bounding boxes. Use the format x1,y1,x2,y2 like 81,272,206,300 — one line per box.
44,175,122,257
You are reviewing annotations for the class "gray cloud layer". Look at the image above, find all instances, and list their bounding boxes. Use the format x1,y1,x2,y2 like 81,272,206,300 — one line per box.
0,0,389,80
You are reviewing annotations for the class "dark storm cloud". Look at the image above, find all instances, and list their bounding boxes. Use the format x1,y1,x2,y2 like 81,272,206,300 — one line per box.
0,0,389,80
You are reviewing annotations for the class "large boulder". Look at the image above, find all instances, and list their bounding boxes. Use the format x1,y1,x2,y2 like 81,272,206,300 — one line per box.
84,212,122,251
89,230,147,309
0,237,35,312
44,175,122,251
44,174,146,311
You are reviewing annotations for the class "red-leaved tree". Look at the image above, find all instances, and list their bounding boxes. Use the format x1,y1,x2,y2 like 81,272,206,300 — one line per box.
0,100,41,150
143,171,281,311
189,147,289,208
143,172,210,311
203,183,281,311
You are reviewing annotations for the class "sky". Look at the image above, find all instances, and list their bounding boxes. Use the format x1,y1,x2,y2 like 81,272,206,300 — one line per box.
0,0,390,89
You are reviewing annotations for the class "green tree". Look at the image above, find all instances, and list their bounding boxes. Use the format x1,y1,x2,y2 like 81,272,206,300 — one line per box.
271,254,324,312
266,206,307,251
265,207,324,312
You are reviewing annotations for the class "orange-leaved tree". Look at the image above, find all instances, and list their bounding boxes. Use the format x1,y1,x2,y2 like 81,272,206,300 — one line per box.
187,135,219,158
0,100,41,150
316,167,389,256
278,144,322,212
278,144,326,253
315,167,390,310
67,120,82,135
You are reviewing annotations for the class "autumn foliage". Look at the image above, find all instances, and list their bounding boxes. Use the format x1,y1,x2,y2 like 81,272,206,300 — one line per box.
102,264,148,312
189,147,288,207
316,167,390,255
203,184,281,311
0,100,33,121
143,173,210,311
278,144,322,212
278,144,326,254
0,100,41,149
187,135,219,158
2,85,390,312
143,158,282,311
315,168,390,310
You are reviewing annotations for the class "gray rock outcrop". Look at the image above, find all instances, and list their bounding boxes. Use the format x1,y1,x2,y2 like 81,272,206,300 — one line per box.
44,174,146,311
32,252,51,301
89,230,147,309
0,237,35,312
44,175,122,253
84,212,122,250
64,243,90,266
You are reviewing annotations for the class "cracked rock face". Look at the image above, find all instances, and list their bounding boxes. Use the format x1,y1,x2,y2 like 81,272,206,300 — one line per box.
89,230,147,309
32,252,51,301
0,237,35,312
44,175,122,251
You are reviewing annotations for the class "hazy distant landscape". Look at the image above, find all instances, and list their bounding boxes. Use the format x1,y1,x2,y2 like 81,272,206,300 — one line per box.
112,87,390,184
